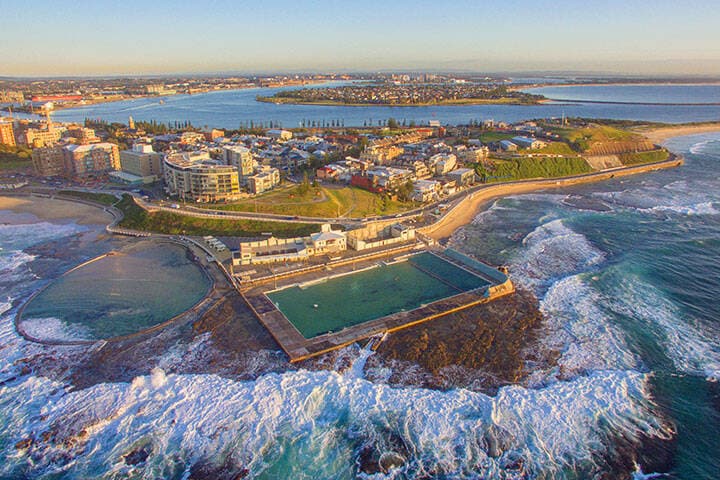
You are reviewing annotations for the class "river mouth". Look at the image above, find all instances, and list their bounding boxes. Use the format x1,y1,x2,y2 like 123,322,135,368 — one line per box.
16,240,211,343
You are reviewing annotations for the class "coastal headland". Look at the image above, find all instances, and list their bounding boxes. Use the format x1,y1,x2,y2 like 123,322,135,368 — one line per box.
422,154,684,241
0,121,701,376
0,126,707,402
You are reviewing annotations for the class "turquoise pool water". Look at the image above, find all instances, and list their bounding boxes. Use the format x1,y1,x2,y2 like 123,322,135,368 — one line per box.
267,252,490,338
19,241,211,341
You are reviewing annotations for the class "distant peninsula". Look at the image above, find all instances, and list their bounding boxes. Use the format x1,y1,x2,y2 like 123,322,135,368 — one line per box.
257,84,546,106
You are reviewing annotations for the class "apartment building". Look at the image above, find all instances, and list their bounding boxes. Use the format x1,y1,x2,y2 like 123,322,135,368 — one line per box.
222,145,254,182
31,146,65,176
64,143,120,177
248,166,280,194
119,143,163,181
164,151,241,202
0,122,15,147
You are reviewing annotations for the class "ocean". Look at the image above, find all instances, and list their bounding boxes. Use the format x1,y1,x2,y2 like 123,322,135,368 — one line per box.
40,83,720,128
1,134,718,478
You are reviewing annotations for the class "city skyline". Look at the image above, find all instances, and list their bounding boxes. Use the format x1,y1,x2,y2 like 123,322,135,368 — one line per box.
2,0,720,76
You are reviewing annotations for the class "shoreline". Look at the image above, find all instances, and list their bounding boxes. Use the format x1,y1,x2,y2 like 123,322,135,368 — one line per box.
634,122,720,143
423,125,720,240
255,97,543,107
422,156,684,241
0,195,113,225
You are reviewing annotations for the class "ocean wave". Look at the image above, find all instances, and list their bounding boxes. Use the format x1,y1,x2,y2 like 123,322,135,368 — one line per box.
594,186,720,217
640,201,719,216
529,275,640,384
688,139,720,156
0,222,86,251
511,219,606,292
18,317,94,343
0,250,36,279
0,365,667,479
603,273,720,381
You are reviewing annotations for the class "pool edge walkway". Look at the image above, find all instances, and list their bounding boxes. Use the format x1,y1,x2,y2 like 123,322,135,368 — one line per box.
240,258,515,363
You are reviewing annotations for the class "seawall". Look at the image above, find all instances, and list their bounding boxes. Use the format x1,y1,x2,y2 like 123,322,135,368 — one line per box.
421,156,684,240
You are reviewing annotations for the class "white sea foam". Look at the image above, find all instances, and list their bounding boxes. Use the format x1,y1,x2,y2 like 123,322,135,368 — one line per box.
593,178,720,217
0,221,86,251
0,250,36,281
688,139,720,156
512,219,606,292
641,201,719,216
19,317,93,343
603,274,720,381
0,366,666,479
529,275,640,384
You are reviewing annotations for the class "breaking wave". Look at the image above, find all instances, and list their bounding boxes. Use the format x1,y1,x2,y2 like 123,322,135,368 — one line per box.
512,219,606,292
0,366,667,479
530,275,640,384
18,317,94,343
602,272,720,381
688,139,720,156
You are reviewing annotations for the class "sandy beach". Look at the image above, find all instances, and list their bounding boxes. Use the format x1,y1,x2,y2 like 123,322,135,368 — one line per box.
636,122,720,144
423,157,684,240
0,195,113,225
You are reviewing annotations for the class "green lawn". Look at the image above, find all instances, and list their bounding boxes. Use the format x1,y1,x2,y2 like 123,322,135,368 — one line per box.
549,125,643,152
0,145,32,171
203,185,412,218
532,142,577,156
476,132,516,143
116,195,321,238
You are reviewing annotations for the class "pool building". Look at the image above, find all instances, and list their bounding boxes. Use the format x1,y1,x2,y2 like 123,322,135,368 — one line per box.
241,249,514,362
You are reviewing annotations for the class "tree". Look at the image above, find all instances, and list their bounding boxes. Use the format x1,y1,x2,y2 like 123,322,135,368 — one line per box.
397,179,415,202
387,117,399,129
298,171,311,195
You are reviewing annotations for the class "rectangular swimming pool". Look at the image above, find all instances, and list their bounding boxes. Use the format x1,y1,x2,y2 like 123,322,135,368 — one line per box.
266,252,490,338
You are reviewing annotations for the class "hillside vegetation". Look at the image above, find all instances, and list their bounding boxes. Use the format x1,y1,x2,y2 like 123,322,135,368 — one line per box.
477,157,593,182
548,125,654,153
116,195,320,238
205,185,411,218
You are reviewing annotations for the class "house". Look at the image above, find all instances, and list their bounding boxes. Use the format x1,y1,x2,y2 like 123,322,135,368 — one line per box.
412,179,442,202
499,140,518,152
459,146,489,163
511,136,547,149
248,166,280,194
267,129,293,141
448,168,476,187
428,153,457,175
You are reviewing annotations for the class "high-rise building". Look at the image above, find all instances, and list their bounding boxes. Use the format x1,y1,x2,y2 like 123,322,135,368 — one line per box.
0,122,16,147
119,143,163,181
31,146,66,176
63,143,120,177
222,145,254,183
23,127,62,147
164,152,241,202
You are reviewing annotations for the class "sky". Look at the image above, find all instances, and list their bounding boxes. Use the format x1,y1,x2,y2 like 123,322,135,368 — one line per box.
1,0,719,77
